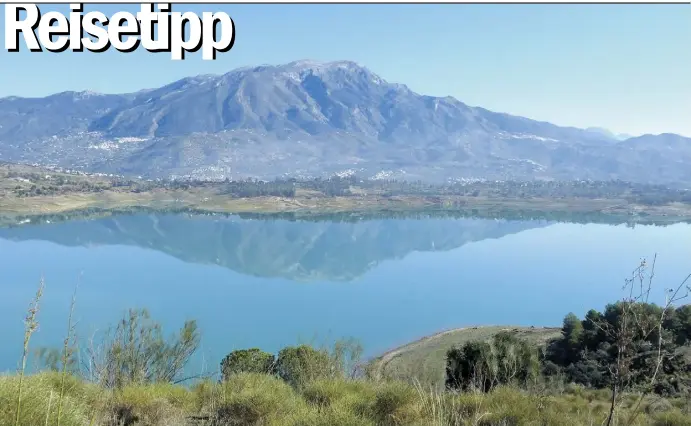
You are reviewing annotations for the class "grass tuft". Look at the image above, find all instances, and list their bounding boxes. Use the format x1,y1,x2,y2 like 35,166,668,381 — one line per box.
0,374,90,426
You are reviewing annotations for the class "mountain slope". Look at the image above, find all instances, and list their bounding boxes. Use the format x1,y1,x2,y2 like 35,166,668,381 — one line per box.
0,60,689,184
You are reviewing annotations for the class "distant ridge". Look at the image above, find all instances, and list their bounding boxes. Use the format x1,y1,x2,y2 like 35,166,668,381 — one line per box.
1,59,690,184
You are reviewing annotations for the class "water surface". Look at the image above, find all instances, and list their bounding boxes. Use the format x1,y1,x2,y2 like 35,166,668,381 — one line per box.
1,213,689,373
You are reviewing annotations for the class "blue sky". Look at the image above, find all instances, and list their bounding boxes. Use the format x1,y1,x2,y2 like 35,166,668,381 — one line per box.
1,4,689,136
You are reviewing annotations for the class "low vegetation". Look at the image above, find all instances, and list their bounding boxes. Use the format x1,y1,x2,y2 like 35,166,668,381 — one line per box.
8,370,691,426
372,326,561,389
2,257,690,425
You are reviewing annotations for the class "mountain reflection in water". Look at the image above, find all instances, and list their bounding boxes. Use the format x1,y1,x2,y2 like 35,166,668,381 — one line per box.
0,213,551,282
1,212,689,372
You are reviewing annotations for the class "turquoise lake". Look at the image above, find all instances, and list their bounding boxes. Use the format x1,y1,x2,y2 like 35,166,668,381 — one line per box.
1,213,689,374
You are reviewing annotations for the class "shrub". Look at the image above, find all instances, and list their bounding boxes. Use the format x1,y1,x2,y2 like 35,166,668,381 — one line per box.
107,383,194,426
446,332,540,392
220,348,276,381
276,345,337,388
85,308,200,388
301,378,375,415
369,382,422,426
213,373,310,425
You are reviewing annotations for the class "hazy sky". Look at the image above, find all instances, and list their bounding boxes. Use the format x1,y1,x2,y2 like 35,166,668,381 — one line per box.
1,4,689,136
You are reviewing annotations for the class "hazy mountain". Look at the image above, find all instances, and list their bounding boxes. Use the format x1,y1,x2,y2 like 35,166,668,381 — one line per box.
584,127,618,140
1,60,689,183
0,213,548,282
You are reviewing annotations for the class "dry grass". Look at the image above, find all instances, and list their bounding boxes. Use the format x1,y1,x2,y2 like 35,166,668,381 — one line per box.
2,372,690,425
0,373,98,426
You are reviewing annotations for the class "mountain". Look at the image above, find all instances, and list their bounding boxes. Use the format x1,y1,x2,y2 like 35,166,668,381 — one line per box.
1,60,690,184
0,213,549,282
584,127,618,140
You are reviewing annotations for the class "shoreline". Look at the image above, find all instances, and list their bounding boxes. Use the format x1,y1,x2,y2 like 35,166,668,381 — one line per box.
3,194,691,228
370,325,562,382
4,162,691,224
370,326,472,380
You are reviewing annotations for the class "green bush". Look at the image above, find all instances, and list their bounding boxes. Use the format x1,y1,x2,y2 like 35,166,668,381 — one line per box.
369,382,422,426
276,345,338,388
109,382,194,425
89,308,200,388
445,332,540,392
213,373,310,425
220,348,276,381
545,302,691,397
1,371,689,426
301,378,377,422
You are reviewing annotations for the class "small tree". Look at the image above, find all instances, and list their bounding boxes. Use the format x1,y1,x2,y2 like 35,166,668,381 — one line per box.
663,304,691,346
84,308,200,388
220,348,275,381
446,340,493,392
547,313,585,367
562,314,583,351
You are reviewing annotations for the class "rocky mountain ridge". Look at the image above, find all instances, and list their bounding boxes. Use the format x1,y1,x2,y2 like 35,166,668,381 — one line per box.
1,60,689,184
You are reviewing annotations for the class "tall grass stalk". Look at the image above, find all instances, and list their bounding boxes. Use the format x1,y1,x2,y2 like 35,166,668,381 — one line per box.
15,276,45,426
44,390,54,426
57,285,78,426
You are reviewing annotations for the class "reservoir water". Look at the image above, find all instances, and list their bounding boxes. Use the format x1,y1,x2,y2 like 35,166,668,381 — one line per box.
1,213,689,374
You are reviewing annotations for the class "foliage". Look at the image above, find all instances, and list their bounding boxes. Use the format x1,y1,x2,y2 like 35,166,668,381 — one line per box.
445,331,541,393
4,254,690,424
543,259,691,401
105,382,194,426
83,308,200,388
540,257,691,426
369,382,423,425
4,372,690,426
275,345,339,388
663,304,691,346
211,373,310,426
544,302,691,396
220,348,276,381
301,378,376,410
3,307,690,425
0,373,96,426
